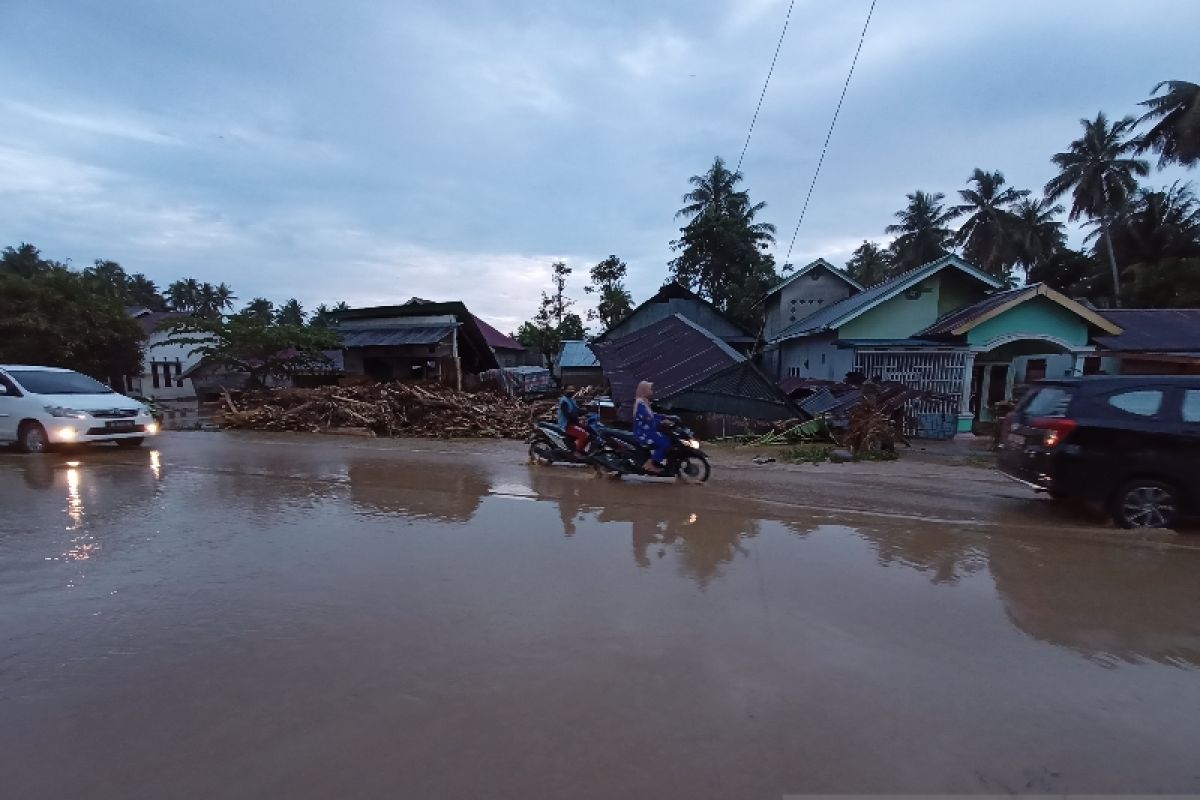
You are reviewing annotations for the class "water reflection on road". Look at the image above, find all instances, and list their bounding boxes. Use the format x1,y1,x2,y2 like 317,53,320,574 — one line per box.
2,434,1200,798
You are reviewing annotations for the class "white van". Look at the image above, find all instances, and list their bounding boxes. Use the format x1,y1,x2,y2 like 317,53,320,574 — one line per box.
0,365,159,453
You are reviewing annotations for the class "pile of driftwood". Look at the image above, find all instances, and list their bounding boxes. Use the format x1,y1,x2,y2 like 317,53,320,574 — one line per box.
219,383,556,438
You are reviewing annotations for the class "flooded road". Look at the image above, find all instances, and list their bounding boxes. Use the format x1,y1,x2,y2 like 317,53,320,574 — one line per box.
3,433,1200,798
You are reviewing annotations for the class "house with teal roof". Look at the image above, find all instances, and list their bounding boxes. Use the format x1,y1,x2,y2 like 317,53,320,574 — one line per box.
761,254,1124,436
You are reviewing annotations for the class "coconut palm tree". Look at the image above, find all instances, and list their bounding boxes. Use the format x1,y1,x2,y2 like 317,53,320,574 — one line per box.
1103,182,1200,266
1044,112,1149,307
844,241,892,285
165,278,203,312
1136,80,1200,168
241,297,275,324
949,169,1030,279
213,282,237,312
1009,198,1066,283
885,190,955,271
675,156,775,244
276,298,305,326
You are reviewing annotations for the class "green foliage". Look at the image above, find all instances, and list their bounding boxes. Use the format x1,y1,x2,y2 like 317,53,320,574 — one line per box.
0,249,145,386
164,278,235,316
1009,198,1066,282
310,301,350,328
949,169,1030,282
1136,80,1200,168
783,443,835,464
240,297,275,324
1044,112,1150,305
517,261,583,371
160,314,337,388
844,241,892,286
276,298,305,326
585,255,634,331
669,156,779,327
885,190,954,272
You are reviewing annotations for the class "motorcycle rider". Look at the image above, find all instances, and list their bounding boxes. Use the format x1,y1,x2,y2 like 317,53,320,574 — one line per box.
557,385,589,455
634,380,669,474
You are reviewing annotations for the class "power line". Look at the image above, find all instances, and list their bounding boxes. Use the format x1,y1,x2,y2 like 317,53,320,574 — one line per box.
783,0,879,265
735,0,795,174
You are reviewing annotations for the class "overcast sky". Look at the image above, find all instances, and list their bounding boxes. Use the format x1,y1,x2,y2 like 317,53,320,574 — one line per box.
2,0,1195,332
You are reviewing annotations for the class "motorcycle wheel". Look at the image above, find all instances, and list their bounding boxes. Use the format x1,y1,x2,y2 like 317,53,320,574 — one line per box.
676,454,711,484
529,440,555,465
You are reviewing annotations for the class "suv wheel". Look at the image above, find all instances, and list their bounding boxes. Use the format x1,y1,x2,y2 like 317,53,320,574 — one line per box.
1112,479,1180,529
17,422,49,454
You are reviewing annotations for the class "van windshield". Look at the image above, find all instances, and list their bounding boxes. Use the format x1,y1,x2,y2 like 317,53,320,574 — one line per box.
1021,385,1072,418
10,370,115,395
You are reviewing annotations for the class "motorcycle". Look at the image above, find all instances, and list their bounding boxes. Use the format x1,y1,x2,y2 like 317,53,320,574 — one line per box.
589,415,711,483
528,413,602,466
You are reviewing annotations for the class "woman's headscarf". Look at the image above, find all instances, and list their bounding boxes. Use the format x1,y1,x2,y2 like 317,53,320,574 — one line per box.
635,381,654,405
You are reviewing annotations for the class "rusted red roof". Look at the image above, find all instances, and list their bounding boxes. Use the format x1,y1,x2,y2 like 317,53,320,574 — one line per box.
472,316,524,351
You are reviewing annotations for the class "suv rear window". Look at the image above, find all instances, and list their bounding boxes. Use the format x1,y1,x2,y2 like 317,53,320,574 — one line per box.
1021,386,1073,418
1107,389,1163,417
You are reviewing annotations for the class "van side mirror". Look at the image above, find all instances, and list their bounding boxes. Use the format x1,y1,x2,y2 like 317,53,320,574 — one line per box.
0,384,9,396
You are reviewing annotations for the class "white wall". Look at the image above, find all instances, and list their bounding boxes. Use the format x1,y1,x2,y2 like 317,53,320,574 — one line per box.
132,331,205,399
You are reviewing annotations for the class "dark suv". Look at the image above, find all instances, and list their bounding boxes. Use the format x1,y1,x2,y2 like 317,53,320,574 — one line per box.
997,375,1200,529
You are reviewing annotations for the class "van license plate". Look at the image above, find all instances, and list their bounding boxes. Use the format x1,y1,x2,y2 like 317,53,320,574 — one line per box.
106,420,135,430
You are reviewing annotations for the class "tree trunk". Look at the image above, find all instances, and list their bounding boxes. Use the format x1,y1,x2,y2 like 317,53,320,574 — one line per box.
1102,216,1122,308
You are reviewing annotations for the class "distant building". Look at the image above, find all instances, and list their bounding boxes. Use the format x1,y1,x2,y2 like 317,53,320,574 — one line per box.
1093,309,1200,375
556,340,603,387
762,254,1124,436
333,300,499,389
127,308,201,400
596,282,757,354
473,316,539,368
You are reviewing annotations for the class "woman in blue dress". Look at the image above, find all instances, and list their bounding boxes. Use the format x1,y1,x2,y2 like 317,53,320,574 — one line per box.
633,381,669,474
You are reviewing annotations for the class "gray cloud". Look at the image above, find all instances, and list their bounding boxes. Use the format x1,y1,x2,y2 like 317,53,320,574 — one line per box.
1,0,1195,329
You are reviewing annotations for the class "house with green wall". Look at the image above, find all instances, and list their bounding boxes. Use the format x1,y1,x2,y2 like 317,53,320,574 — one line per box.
761,254,1123,437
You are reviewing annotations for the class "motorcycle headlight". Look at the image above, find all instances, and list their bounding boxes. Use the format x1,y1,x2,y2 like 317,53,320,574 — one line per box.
44,406,88,419
685,438,701,450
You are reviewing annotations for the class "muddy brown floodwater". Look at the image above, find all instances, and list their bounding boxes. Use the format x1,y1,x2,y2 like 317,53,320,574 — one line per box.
3,433,1200,798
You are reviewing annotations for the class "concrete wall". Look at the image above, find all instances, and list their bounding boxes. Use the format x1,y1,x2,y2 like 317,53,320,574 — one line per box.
839,275,947,340
967,296,1091,348
763,269,856,340
132,331,205,399
776,333,855,382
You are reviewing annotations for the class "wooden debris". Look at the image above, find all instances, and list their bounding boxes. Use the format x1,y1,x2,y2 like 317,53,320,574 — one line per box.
219,383,557,439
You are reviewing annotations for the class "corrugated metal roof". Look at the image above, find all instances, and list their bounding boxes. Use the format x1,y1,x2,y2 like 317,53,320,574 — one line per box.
770,254,1003,341
917,286,1033,337
337,325,455,347
595,281,754,344
558,340,599,368
592,314,794,420
1095,309,1200,352
473,316,524,351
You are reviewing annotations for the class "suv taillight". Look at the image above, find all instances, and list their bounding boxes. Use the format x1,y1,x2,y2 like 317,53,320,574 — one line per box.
1030,417,1077,448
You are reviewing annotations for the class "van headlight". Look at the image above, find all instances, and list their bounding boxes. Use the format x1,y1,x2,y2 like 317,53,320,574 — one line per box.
45,406,88,419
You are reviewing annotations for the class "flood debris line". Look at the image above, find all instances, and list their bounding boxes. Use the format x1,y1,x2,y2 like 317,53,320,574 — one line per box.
217,383,557,438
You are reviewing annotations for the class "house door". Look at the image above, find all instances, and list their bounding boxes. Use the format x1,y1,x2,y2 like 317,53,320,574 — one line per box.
976,364,1010,422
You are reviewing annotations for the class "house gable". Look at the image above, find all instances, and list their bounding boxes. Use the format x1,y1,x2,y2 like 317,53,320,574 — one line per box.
764,261,860,340
599,282,754,345
839,272,992,341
